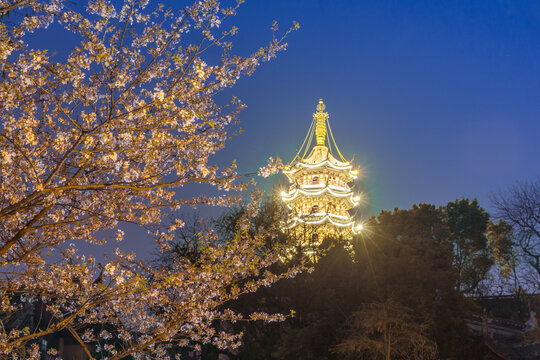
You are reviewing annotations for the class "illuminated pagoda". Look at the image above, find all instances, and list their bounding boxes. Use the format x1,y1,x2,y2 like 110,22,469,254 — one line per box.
282,99,363,255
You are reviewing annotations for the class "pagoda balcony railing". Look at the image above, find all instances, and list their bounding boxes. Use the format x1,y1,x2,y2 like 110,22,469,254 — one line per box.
296,178,348,187
298,183,325,189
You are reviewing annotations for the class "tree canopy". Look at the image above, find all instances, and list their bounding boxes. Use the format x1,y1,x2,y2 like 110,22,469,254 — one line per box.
216,198,511,360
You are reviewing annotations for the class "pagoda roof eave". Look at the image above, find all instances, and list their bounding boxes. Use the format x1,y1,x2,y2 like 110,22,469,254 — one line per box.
284,159,353,172
285,214,362,235
283,161,359,181
281,187,360,207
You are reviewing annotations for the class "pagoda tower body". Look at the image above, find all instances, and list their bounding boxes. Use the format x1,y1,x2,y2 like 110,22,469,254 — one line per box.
282,99,362,252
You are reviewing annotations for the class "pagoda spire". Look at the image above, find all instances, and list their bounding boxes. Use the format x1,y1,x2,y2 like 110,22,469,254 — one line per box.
314,99,328,146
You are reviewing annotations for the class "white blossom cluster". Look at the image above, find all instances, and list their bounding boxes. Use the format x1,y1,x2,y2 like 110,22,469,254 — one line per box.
0,0,300,358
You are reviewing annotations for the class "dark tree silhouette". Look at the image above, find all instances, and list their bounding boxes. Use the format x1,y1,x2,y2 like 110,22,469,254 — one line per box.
493,180,540,287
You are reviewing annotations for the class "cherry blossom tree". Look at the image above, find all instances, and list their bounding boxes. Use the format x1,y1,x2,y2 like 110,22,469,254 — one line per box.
0,0,298,358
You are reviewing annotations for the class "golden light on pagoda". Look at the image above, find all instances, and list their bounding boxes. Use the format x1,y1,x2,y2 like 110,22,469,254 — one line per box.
282,99,364,257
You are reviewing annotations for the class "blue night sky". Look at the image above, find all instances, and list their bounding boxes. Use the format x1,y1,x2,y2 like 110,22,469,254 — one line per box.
216,0,540,215
24,0,540,258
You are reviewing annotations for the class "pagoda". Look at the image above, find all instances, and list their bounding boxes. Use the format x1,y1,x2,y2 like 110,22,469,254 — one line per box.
282,99,363,255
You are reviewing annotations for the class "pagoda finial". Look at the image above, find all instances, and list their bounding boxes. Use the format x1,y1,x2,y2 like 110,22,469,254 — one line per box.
314,99,328,146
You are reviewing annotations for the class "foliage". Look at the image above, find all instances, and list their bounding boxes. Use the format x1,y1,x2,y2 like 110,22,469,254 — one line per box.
215,199,507,359
486,219,515,281
0,0,299,358
332,299,438,360
442,199,494,293
254,244,359,360
361,203,469,357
